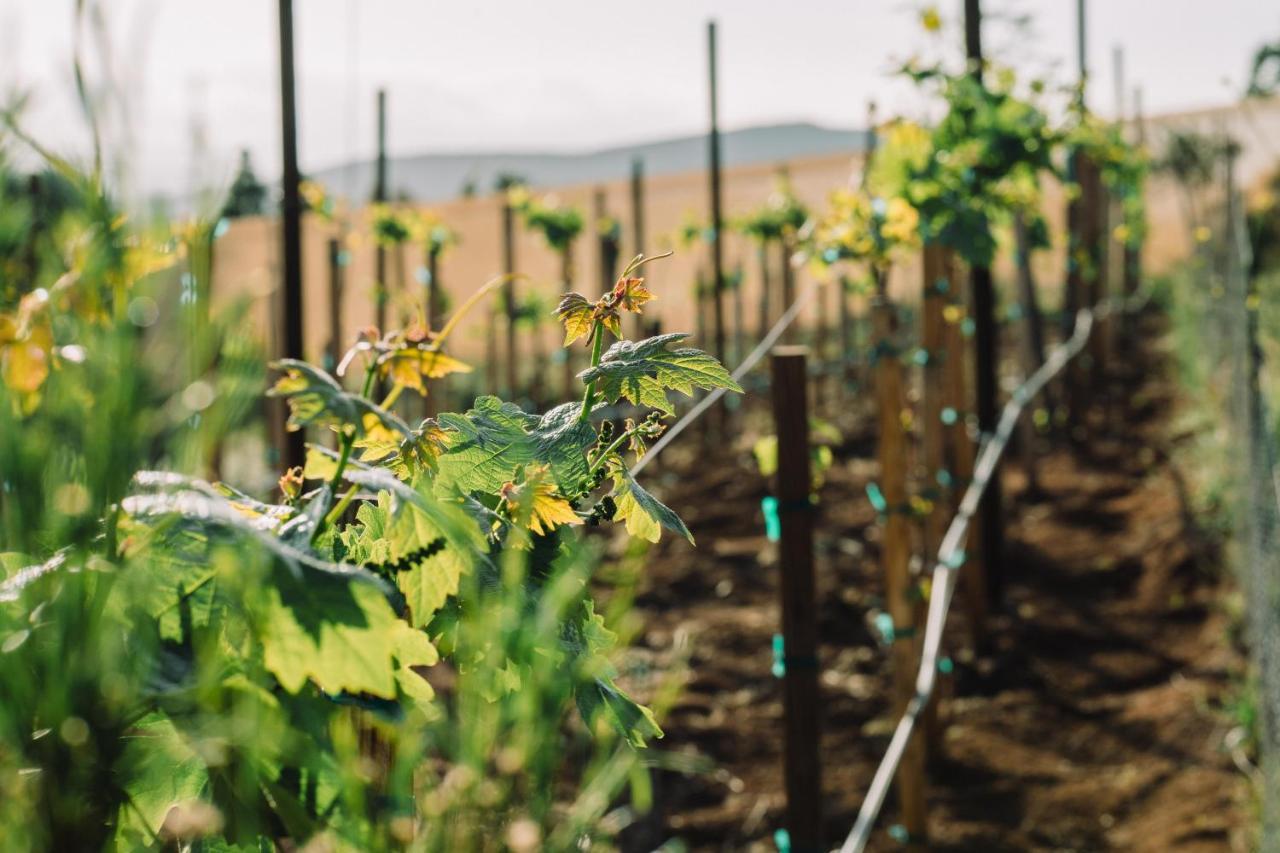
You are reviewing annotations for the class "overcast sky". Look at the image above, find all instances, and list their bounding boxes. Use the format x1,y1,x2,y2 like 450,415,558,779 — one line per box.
4,0,1277,198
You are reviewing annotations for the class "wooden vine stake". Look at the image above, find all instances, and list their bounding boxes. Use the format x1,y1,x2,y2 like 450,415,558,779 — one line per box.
502,197,518,397
920,247,948,574
425,242,443,417
561,244,576,400
872,289,926,843
1121,85,1146,353
1082,156,1107,383
327,238,344,373
941,266,986,652
919,245,949,747
629,157,647,340
769,346,822,851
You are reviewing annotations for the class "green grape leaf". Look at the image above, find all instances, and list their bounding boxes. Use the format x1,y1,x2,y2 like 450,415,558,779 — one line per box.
434,397,595,497
568,601,662,747
529,402,597,493
112,712,209,842
122,472,387,589
610,466,693,545
260,563,402,698
268,359,411,437
391,621,440,713
340,487,488,628
579,334,741,415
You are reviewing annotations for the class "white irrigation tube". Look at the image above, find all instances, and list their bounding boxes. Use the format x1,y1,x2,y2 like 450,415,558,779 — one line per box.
631,279,822,476
839,308,1094,853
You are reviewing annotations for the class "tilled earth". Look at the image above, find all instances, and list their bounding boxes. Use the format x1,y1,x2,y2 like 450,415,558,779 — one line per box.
612,311,1247,852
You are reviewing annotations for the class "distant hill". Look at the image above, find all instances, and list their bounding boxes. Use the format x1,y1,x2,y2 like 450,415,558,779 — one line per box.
312,122,870,203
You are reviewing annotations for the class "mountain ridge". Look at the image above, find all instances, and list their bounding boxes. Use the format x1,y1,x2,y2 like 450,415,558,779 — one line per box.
313,121,870,203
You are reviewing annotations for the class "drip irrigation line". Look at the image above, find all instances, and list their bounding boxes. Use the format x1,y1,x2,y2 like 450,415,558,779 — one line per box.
839,306,1097,853
631,278,822,476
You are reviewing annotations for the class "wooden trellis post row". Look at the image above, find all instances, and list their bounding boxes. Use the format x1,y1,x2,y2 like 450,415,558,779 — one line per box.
871,285,926,844
770,345,822,852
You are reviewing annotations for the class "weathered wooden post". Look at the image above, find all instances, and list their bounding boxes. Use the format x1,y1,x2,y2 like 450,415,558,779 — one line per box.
757,240,774,339
595,188,620,292
503,196,518,397
424,240,444,417
630,157,647,338
872,279,927,844
373,89,389,334
1123,85,1146,339
941,274,987,651
327,237,344,372
561,244,577,400
1013,214,1046,494
779,237,796,342
920,246,949,575
770,346,822,852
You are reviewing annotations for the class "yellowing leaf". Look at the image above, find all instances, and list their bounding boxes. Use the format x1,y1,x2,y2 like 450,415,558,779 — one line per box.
2,342,49,394
382,348,472,393
611,276,654,314
555,292,595,346
499,465,583,536
610,466,693,544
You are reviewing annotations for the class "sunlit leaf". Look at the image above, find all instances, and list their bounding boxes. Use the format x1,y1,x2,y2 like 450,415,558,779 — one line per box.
260,563,401,698
555,292,595,346
610,466,693,544
499,465,583,536
435,398,595,497
268,359,411,437
579,333,741,416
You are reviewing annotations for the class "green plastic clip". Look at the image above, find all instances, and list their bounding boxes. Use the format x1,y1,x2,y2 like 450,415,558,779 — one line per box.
774,828,792,853
961,317,976,338
761,496,781,543
936,469,953,488
889,824,911,844
866,482,888,514
874,612,895,644
941,407,958,426
772,634,786,678
939,656,954,674
943,549,966,570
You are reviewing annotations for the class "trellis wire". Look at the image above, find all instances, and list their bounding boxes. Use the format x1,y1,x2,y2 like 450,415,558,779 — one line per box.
839,306,1096,853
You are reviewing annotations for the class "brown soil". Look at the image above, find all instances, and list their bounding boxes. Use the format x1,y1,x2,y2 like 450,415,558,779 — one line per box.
613,310,1248,852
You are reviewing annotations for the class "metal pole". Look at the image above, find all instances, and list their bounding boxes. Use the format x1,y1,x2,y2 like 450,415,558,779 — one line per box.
1076,0,1088,111
374,88,388,337
278,0,305,472
963,0,1004,605
707,20,727,369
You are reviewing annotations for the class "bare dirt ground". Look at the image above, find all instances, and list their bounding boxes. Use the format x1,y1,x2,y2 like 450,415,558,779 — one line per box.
615,309,1248,851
